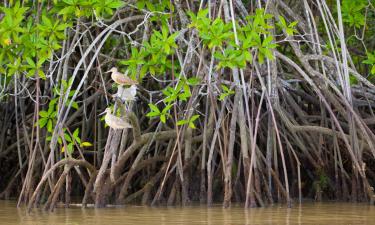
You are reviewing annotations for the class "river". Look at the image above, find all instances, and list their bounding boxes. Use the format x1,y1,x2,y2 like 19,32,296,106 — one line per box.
1,201,374,224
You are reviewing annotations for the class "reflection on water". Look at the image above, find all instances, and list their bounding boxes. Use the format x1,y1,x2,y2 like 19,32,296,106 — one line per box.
1,200,375,225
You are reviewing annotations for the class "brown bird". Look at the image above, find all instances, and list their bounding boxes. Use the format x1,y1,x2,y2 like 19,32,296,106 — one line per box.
106,67,139,86
100,108,132,129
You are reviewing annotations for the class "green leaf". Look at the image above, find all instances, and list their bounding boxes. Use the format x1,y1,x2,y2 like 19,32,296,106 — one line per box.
39,117,48,128
42,15,52,28
67,143,74,155
80,142,93,147
47,119,53,132
221,84,229,92
278,15,287,28
289,21,298,27
50,111,57,118
26,57,36,67
107,0,125,8
177,119,188,126
73,128,81,144
160,114,166,123
146,111,160,117
58,6,75,17
219,93,229,101
137,1,146,9
190,114,200,122
39,111,49,118
64,133,72,142
38,70,46,80
71,101,79,110
162,104,173,114
219,84,235,100
148,103,160,114
188,121,196,129
48,101,56,114
371,65,375,75
286,28,294,36
262,36,273,47
263,49,274,60
73,128,79,138
187,77,200,85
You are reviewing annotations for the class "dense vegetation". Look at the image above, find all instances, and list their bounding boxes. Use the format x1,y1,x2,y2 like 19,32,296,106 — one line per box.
0,0,375,210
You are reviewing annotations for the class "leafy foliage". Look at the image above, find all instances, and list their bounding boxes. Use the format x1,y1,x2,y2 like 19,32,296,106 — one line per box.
39,100,58,133
341,0,366,28
177,114,200,129
219,85,235,101
120,24,179,79
363,51,375,75
56,0,123,20
278,16,298,36
0,0,114,158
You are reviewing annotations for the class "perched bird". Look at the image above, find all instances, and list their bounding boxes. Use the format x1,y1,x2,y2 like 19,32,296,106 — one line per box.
106,67,139,86
115,85,137,102
101,108,132,129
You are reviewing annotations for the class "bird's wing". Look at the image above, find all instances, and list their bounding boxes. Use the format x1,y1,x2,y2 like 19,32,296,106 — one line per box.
105,114,133,129
115,74,138,85
118,120,132,129
111,116,132,128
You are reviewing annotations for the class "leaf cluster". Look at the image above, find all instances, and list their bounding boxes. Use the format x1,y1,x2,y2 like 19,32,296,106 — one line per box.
120,25,180,79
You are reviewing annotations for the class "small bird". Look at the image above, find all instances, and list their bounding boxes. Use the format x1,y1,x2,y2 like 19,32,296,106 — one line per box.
115,85,137,102
106,67,139,86
101,108,132,129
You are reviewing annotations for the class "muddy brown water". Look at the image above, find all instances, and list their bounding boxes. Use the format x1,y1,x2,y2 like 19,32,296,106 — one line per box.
1,200,375,224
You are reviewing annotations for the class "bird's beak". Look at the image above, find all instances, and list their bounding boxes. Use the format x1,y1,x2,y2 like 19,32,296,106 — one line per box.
98,111,106,116
105,70,111,73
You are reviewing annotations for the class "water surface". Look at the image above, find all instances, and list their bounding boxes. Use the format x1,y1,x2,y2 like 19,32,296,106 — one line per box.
1,201,374,224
